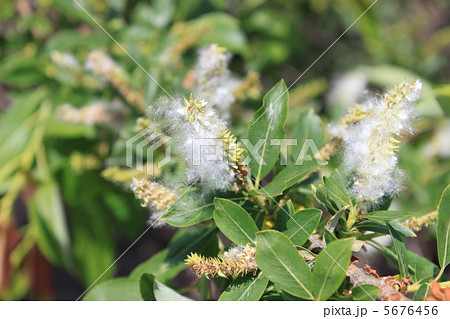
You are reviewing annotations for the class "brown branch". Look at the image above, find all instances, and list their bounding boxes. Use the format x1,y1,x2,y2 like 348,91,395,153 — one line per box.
347,264,411,301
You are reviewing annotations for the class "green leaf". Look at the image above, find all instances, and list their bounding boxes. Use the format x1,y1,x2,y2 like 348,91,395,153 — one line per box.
326,205,349,233
356,220,416,237
71,200,115,287
44,29,110,53
246,10,293,39
374,246,440,283
0,56,47,88
437,184,450,270
139,273,191,301
45,118,96,139
194,13,248,55
323,176,352,208
324,228,338,245
0,89,48,181
140,274,157,301
405,251,440,284
247,80,288,185
103,190,147,240
213,198,259,245
130,249,185,284
248,160,320,197
255,230,314,300
352,285,380,301
364,210,410,221
291,109,324,162
312,238,354,300
58,171,117,285
283,208,322,246
413,283,430,301
312,184,337,214
274,201,291,232
219,272,269,301
387,222,409,278
390,220,417,237
83,278,142,301
161,188,215,227
27,182,72,270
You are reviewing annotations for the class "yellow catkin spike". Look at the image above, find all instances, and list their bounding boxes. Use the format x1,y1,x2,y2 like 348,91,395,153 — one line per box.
185,244,257,278
132,179,176,211
184,94,206,122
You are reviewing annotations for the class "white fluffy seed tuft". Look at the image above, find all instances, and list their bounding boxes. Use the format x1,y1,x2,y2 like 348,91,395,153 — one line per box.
332,80,423,201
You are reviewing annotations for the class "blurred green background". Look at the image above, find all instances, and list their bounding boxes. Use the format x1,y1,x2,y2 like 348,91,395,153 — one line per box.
0,0,449,300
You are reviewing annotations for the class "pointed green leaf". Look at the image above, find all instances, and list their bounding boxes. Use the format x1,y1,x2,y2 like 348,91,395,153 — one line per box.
256,230,315,300
283,208,322,246
356,219,416,237
437,184,450,269
83,278,141,301
213,198,258,244
323,176,352,208
139,273,191,301
248,160,320,197
365,210,410,222
27,182,72,271
195,13,248,54
274,200,292,232
387,222,409,278
326,205,349,233
312,238,355,300
247,80,288,184
140,274,157,301
71,201,115,287
219,272,269,301
161,188,215,227
390,220,417,237
374,246,439,283
291,109,324,161
324,228,338,245
352,285,380,301
130,249,185,284
312,184,337,213
413,283,430,301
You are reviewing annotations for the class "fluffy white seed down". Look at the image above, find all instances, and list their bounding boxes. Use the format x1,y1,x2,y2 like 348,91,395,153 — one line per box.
194,44,241,119
150,97,235,191
222,244,257,268
334,80,422,201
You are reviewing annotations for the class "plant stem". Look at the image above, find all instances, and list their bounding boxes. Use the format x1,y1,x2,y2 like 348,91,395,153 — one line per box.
434,266,446,281
198,276,211,300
